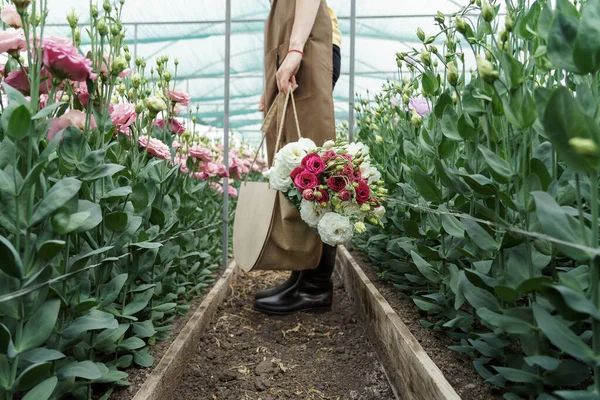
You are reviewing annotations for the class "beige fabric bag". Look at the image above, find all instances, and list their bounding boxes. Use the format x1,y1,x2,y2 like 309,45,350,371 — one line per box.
233,90,323,273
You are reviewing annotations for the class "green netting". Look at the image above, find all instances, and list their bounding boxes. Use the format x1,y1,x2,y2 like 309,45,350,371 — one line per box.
43,0,484,142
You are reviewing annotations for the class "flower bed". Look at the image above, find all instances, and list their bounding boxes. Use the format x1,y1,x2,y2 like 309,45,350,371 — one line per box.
0,1,264,399
353,1,600,399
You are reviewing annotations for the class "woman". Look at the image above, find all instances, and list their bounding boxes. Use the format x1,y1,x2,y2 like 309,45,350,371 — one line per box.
253,0,342,316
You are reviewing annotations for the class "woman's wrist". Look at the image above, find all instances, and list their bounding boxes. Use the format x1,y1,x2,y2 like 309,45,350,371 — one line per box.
289,40,305,52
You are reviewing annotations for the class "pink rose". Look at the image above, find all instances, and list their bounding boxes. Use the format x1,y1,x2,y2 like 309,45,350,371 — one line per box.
168,88,191,107
322,149,337,162
153,118,185,135
302,189,316,201
326,176,346,192
47,110,97,142
189,145,212,162
301,153,326,175
294,171,319,190
353,171,362,182
356,181,371,205
0,28,25,55
1,5,21,28
339,189,352,202
409,96,431,116
138,135,172,160
4,67,52,96
42,38,97,82
341,163,354,178
290,167,303,180
110,103,137,130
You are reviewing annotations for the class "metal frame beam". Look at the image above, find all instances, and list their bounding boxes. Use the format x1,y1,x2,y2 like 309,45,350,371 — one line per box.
222,0,231,272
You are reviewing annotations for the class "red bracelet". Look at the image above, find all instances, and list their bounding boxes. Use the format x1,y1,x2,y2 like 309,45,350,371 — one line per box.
287,49,304,57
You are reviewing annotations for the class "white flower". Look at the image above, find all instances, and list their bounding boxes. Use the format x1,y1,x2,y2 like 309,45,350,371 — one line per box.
273,139,316,175
300,199,323,228
269,165,292,192
373,205,386,218
322,140,335,150
347,141,370,158
368,169,382,185
298,138,317,152
341,202,362,218
318,212,354,246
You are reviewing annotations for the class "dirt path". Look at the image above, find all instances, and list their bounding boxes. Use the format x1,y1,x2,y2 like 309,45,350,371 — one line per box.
174,270,395,400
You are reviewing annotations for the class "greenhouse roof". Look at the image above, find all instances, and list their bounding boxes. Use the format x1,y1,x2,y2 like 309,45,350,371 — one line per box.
44,0,488,143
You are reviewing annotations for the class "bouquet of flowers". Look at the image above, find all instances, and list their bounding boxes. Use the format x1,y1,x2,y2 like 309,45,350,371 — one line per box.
266,138,387,246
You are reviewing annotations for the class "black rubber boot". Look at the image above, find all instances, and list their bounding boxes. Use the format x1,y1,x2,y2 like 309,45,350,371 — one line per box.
254,271,301,300
253,244,337,316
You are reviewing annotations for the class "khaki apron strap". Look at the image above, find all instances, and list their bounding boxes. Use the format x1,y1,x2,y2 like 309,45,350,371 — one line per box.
244,85,301,185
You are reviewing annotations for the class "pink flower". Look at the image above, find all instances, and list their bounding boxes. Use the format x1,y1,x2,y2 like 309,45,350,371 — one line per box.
42,38,97,82
201,161,223,177
138,135,172,160
390,97,400,108
322,149,337,162
294,171,319,190
339,154,352,161
229,156,249,179
290,167,303,180
353,171,362,182
4,67,52,96
316,189,329,204
409,96,431,116
74,83,90,106
338,189,352,202
119,68,132,78
302,189,316,201
189,145,212,162
301,153,326,175
153,118,185,135
47,110,97,141
327,176,346,192
356,181,371,205
228,184,238,198
172,140,181,150
110,103,137,131
168,88,191,107
341,163,354,178
171,103,184,115
0,28,26,55
1,5,21,28
210,182,238,198
39,94,48,108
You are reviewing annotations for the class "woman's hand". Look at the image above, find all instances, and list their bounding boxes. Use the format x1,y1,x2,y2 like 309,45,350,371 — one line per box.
258,93,265,112
276,51,302,94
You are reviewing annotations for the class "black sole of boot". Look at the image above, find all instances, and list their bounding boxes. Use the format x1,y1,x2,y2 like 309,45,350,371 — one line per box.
252,305,333,316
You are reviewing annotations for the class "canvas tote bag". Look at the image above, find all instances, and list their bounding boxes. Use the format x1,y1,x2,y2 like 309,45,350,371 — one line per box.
233,89,323,273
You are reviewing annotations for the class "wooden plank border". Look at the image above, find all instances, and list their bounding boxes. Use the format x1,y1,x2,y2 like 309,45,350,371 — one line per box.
336,246,460,400
131,261,239,400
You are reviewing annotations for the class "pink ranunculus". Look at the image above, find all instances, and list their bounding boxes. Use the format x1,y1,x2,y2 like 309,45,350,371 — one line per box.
338,189,352,202
301,153,326,175
409,96,431,116
47,109,97,142
327,176,346,192
302,189,316,201
1,5,21,28
189,145,212,162
0,28,26,55
294,171,319,190
341,163,354,178
42,38,97,82
153,118,186,135
119,68,132,78
110,103,137,130
355,181,371,205
168,88,191,107
322,149,337,162
138,135,172,160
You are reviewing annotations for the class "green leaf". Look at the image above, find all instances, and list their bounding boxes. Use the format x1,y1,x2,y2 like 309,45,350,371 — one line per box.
151,302,177,312
82,164,125,182
0,235,23,279
94,324,130,351
18,299,60,352
524,355,560,371
32,102,67,120
544,359,590,387
99,274,128,307
533,303,597,364
574,0,600,72
131,182,149,210
57,361,103,380
22,377,58,400
94,370,128,384
20,348,65,364
14,362,51,391
459,273,500,312
0,168,16,196
461,218,498,252
477,308,533,334
118,337,145,351
68,246,113,273
547,13,581,73
493,366,540,383
2,82,29,107
412,166,442,202
440,106,462,141
29,178,82,227
555,390,600,400
5,105,32,140
123,291,153,316
59,126,86,165
132,321,156,338
478,146,512,183
102,186,132,201
105,212,128,232
494,285,520,303
544,284,600,321
413,298,443,314
421,71,439,96
439,205,464,237
410,251,442,283
18,160,47,198
60,310,118,339
133,349,153,367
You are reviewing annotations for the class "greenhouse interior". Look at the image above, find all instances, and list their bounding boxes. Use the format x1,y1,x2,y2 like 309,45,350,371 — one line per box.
1,0,600,399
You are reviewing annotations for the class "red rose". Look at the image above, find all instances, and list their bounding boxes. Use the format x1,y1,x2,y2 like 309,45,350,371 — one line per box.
294,171,319,190
302,189,316,201
327,176,347,192
356,181,371,205
322,150,337,162
290,167,303,179
316,189,329,203
339,189,352,202
301,153,326,175
341,164,354,178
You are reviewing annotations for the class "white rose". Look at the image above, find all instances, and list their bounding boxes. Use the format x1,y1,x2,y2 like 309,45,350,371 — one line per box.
298,138,317,152
317,212,354,246
300,199,323,228
322,140,335,150
372,205,386,218
274,140,314,174
359,161,372,178
269,165,292,192
347,141,370,158
368,169,382,185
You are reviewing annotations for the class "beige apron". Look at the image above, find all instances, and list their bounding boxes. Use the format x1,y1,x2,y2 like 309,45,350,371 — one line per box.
264,0,335,165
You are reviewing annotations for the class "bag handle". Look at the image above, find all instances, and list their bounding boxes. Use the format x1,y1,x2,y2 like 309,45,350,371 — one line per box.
244,85,301,185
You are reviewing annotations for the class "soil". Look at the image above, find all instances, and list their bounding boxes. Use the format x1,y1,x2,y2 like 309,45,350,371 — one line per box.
111,277,217,400
349,249,504,400
174,270,395,400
